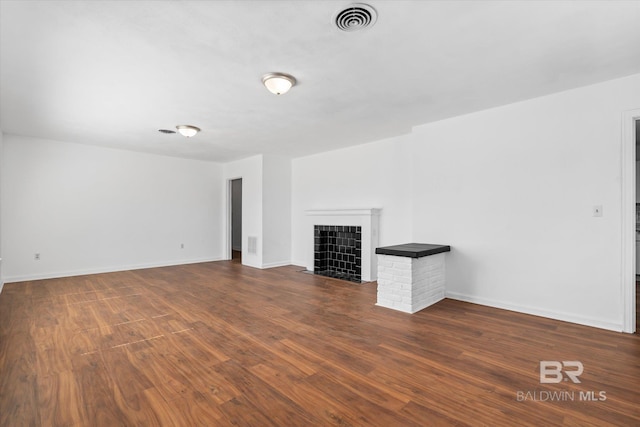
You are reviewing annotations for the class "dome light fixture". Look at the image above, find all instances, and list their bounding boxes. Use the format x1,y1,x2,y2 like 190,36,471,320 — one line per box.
176,125,200,138
262,72,296,95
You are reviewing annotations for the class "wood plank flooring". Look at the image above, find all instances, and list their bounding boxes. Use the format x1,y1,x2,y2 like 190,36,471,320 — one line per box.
1,261,639,426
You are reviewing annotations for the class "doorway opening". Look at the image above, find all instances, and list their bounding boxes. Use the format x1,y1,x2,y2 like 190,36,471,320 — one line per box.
230,178,242,263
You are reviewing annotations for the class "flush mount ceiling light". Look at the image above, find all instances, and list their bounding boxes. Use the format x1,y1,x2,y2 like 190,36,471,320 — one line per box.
176,125,200,138
262,72,296,95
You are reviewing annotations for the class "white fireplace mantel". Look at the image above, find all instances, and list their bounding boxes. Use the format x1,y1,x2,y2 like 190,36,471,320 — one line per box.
305,208,381,217
305,208,381,282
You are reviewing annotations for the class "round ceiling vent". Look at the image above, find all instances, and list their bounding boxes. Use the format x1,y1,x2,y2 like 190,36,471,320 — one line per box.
334,3,377,32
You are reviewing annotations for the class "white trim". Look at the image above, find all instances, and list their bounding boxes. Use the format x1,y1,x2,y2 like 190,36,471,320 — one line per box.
621,109,640,333
446,292,623,332
3,257,224,283
260,261,291,269
305,208,381,217
290,260,306,269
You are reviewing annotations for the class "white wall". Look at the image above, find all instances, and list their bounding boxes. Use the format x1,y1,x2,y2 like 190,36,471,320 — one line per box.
223,154,293,269
2,135,224,282
0,129,3,293
223,155,263,268
262,155,291,268
291,73,640,331
291,134,413,266
412,73,640,331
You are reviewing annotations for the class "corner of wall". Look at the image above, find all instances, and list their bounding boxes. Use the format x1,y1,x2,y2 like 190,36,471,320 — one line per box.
261,155,292,266
2,135,224,279
222,155,264,268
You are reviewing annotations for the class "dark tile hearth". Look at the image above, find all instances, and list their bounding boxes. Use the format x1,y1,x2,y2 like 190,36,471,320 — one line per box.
314,225,362,283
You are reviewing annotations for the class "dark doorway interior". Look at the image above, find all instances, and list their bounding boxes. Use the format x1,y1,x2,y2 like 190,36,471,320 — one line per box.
231,178,242,263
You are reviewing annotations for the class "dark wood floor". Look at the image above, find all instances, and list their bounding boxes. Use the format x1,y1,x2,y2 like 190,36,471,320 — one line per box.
1,261,639,426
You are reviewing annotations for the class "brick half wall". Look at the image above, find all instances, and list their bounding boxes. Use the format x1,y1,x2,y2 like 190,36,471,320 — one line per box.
376,253,446,313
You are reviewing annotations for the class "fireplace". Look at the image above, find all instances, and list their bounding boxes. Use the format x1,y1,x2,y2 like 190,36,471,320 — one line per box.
305,209,380,282
314,225,362,282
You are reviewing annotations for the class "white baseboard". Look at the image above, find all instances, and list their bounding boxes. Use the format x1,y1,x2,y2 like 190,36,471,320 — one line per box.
290,260,307,269
260,261,292,269
4,257,225,283
445,291,623,332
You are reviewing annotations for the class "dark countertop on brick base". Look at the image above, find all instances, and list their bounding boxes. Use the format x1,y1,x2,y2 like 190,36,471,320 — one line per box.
375,243,451,258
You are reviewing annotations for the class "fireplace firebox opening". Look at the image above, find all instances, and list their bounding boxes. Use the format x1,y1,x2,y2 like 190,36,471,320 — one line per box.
314,225,362,282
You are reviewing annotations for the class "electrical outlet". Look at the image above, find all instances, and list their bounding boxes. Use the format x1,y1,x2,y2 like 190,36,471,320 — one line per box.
34,253,40,260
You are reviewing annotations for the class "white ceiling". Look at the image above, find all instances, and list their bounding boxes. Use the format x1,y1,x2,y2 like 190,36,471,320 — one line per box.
2,1,640,162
